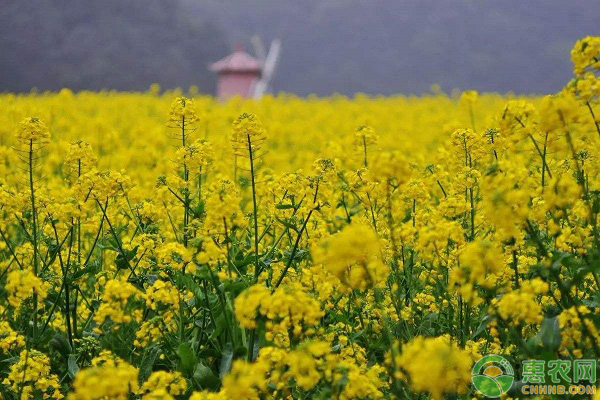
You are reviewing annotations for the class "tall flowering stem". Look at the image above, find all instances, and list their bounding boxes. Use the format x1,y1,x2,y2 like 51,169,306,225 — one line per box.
167,97,199,248
230,112,267,361
28,139,39,341
16,117,50,341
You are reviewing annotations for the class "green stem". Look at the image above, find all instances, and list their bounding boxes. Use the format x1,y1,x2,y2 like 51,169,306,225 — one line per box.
273,208,315,291
28,139,39,342
469,187,475,240
247,133,261,362
248,134,260,282
182,115,189,248
362,135,368,167
511,249,520,289
541,133,548,190
586,101,600,137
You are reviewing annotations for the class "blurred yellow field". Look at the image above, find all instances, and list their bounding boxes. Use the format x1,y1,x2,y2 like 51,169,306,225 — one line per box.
0,90,518,184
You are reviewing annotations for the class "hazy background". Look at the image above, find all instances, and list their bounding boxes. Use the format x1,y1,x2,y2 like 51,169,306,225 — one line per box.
1,0,599,96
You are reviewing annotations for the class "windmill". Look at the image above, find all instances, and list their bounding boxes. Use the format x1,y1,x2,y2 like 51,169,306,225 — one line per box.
251,35,282,99
209,36,281,101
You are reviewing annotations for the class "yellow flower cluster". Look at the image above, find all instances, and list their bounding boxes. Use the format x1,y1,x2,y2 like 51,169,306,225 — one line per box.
167,96,199,128
492,278,549,326
202,177,247,237
312,223,388,290
176,138,214,172
571,36,600,75
156,242,194,273
65,140,97,174
15,116,51,145
451,239,504,305
192,340,387,399
93,277,141,330
558,305,600,358
390,335,473,400
69,351,139,400
5,268,49,308
138,370,187,399
3,349,63,399
235,283,323,346
0,321,25,352
144,279,181,310
230,112,267,155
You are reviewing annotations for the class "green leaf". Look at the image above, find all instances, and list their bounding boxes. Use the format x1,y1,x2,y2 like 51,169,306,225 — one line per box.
193,362,220,390
275,217,299,233
50,333,72,357
219,345,233,378
210,313,226,340
233,253,256,269
67,355,79,378
192,200,205,218
177,342,196,376
115,245,139,270
539,316,561,352
275,204,295,210
70,265,98,281
233,346,247,358
115,253,129,270
472,315,493,339
139,346,160,383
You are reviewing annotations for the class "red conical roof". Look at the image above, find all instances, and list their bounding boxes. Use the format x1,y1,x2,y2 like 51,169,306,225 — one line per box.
209,48,262,73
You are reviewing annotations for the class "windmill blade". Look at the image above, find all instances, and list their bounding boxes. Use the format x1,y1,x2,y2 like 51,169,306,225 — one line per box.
251,35,267,62
253,39,281,98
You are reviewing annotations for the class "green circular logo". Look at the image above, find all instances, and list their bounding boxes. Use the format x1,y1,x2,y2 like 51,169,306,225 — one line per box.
471,355,515,398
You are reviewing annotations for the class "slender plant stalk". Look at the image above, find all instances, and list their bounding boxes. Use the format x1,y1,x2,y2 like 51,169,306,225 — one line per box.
273,208,315,291
587,101,600,137
511,249,520,289
73,159,82,339
247,133,263,361
248,134,260,282
182,115,189,248
541,133,548,190
362,135,368,167
28,139,39,341
385,183,405,308
64,224,74,346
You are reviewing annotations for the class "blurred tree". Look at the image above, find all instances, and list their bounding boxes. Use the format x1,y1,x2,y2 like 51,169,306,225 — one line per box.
0,0,227,92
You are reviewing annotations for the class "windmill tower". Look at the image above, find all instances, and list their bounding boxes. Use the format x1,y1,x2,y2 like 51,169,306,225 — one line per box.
209,38,281,101
209,44,262,101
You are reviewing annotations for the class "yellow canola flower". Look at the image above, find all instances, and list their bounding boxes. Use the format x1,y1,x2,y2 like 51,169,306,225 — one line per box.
571,36,600,75
234,283,323,347
93,277,141,330
230,112,267,155
0,321,25,352
391,335,473,400
492,277,549,326
68,351,139,400
312,223,389,290
156,241,194,273
167,96,199,128
5,269,49,309
15,116,51,145
3,349,63,399
139,370,187,399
